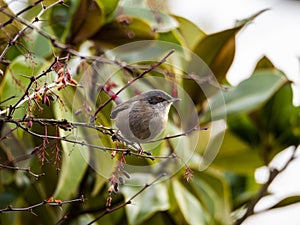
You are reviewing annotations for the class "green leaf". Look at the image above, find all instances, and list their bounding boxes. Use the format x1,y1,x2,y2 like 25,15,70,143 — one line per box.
174,15,206,50
254,56,275,70
70,0,105,44
122,174,169,225
190,171,232,225
158,29,185,46
172,179,207,225
260,82,300,149
122,7,178,32
270,195,300,209
93,16,156,46
227,114,261,147
210,131,263,174
201,70,287,123
101,0,119,16
193,27,238,82
52,88,89,199
0,56,46,118
193,9,267,82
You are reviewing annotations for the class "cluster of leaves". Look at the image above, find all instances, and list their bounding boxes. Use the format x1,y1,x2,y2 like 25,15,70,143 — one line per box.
0,1,299,225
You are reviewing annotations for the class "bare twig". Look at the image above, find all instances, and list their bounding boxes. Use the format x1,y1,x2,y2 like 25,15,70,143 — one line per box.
86,173,167,225
144,126,208,143
0,163,45,179
233,146,298,225
0,195,85,214
93,49,175,118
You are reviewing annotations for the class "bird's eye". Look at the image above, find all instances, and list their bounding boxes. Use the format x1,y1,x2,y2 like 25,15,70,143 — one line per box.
148,96,164,104
157,96,163,102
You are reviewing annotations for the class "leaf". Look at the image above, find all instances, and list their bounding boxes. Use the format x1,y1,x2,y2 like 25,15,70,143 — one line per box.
71,0,104,44
193,27,238,83
52,88,89,199
93,16,156,46
260,82,300,149
0,55,46,118
227,114,261,147
193,9,268,83
101,0,119,16
201,70,288,123
122,174,169,225
174,15,206,50
210,131,263,174
254,56,275,70
270,195,300,209
172,179,207,225
187,171,232,225
158,29,185,46
48,3,72,41
122,7,178,32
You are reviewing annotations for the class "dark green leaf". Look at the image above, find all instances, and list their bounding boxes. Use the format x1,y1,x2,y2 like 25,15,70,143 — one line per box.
93,16,156,46
71,0,104,44
270,195,300,209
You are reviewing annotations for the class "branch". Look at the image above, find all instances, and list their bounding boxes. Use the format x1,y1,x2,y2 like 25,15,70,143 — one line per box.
0,195,85,214
93,49,175,118
233,146,298,225
0,163,45,179
86,173,167,225
144,126,208,143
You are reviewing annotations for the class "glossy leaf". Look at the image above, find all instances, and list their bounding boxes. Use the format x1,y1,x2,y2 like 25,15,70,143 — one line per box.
210,131,263,174
193,9,267,82
52,87,89,199
71,0,104,44
122,174,170,225
93,16,156,46
101,0,119,16
260,82,300,149
193,27,238,82
174,15,206,50
172,179,207,225
201,70,287,123
270,195,300,209
122,7,178,32
254,55,275,70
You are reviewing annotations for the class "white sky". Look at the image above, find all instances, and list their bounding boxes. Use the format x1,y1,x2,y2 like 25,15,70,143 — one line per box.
168,0,300,224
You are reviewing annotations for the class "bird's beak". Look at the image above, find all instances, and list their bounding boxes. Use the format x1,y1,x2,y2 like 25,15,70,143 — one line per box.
170,97,181,103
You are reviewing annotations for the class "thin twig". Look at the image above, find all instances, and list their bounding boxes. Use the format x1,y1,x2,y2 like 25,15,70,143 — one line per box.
0,195,85,213
86,173,167,225
144,126,207,143
0,163,45,179
233,146,298,225
93,49,175,118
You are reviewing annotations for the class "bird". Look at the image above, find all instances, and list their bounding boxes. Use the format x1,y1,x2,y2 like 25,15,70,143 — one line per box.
110,89,180,144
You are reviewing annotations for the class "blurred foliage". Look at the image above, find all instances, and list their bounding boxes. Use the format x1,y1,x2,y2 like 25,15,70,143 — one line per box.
0,1,299,225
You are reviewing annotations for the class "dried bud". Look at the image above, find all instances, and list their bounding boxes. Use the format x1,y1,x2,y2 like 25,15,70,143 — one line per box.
108,184,114,193
114,182,119,192
106,196,112,207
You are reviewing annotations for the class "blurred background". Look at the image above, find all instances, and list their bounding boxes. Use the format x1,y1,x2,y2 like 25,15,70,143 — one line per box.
168,0,300,224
